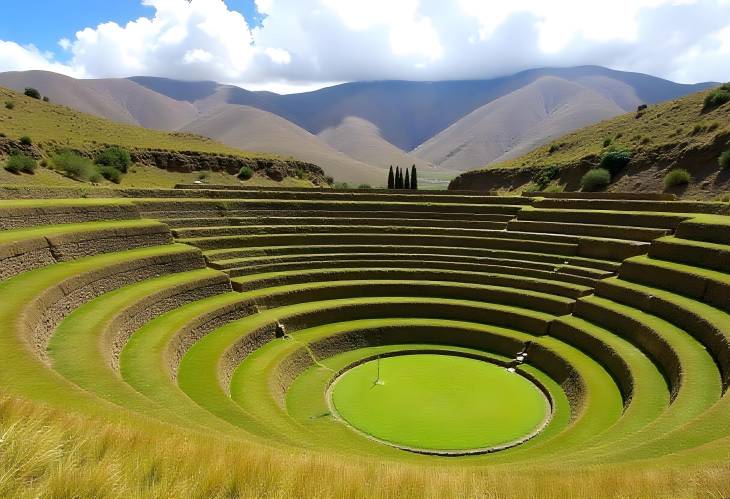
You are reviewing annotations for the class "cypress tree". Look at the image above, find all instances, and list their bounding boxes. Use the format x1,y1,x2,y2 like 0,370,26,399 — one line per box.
411,164,418,190
404,169,410,190
395,167,401,189
387,165,394,189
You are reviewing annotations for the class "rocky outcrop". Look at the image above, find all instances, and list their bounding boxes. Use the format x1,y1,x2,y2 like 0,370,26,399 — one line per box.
129,149,330,186
0,137,43,159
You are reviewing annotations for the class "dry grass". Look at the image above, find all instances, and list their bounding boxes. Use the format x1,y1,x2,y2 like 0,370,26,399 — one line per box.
481,87,730,172
1,395,727,498
0,86,276,159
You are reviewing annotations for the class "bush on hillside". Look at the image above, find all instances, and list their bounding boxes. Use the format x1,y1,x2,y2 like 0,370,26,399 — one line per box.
95,146,131,173
719,149,730,170
98,165,124,184
4,101,14,110
599,149,632,175
24,88,41,99
663,169,691,189
581,168,611,192
334,182,349,189
237,166,254,180
42,96,49,103
52,151,98,182
19,136,32,146
531,165,561,190
357,184,372,189
703,83,730,111
4,154,37,174
602,138,612,147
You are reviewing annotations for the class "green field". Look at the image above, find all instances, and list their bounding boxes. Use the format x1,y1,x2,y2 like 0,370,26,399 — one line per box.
330,353,549,451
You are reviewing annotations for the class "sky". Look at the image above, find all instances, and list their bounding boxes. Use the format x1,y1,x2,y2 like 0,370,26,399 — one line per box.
0,0,729,94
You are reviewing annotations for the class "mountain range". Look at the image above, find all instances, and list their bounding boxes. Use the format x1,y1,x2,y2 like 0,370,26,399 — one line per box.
0,66,714,185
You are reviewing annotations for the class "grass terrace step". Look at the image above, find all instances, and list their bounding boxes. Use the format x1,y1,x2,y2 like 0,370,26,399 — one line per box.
164,216,510,231
648,236,730,273
140,189,534,205
0,219,173,280
532,199,730,214
171,224,584,241
230,267,588,303
619,255,730,313
524,192,677,201
224,258,600,289
675,215,730,245
596,277,730,390
133,198,528,216
204,243,621,273
174,184,491,195
0,198,140,230
506,220,670,242
515,207,691,229
216,251,611,280
181,232,580,255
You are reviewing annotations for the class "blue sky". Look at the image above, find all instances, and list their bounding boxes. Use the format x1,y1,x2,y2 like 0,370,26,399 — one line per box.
0,0,263,60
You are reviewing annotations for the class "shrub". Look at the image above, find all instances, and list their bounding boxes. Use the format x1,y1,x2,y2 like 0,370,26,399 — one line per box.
95,146,131,172
325,175,334,185
334,182,349,189
664,169,691,188
19,136,32,146
719,149,730,169
599,149,631,175
197,172,209,181
4,154,37,174
602,138,612,148
24,88,41,99
4,101,14,110
548,144,559,154
295,168,307,179
52,151,98,181
531,165,561,190
98,165,124,184
237,166,254,180
581,168,611,191
42,96,49,103
703,83,730,111
357,183,372,189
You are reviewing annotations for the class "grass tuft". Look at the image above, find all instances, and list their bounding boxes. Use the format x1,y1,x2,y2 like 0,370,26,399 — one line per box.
581,168,611,191
663,168,691,188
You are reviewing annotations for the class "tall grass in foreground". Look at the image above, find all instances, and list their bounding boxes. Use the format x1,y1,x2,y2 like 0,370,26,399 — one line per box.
0,395,728,498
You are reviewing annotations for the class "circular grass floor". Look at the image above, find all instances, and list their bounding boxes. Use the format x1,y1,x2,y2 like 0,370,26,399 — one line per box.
329,353,551,453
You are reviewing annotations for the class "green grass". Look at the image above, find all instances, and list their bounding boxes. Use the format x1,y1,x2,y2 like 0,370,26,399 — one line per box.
331,353,549,451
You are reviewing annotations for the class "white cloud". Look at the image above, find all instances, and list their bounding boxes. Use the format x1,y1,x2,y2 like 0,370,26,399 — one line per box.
0,40,80,77
0,0,728,90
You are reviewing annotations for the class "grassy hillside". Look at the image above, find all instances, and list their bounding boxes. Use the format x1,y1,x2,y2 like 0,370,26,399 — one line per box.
451,85,730,197
0,86,273,158
489,87,730,170
0,86,327,188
